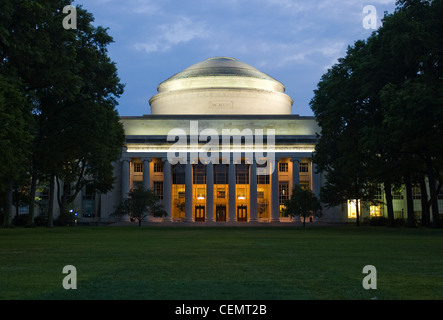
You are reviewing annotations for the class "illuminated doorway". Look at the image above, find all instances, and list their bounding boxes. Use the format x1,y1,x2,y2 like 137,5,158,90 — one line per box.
216,205,226,222
195,205,205,222
237,205,247,222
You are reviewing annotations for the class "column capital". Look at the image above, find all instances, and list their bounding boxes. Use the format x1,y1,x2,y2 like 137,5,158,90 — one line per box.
120,158,131,163
141,157,152,162
290,157,302,162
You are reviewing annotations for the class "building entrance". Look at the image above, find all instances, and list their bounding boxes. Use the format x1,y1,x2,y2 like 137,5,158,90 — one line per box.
195,205,205,222
237,205,247,222
216,205,226,222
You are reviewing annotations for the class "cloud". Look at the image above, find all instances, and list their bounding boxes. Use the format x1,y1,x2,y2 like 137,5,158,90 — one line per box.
134,17,209,53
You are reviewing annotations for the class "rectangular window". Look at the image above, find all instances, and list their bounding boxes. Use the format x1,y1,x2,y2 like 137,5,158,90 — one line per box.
257,175,269,184
154,162,163,173
196,188,205,200
257,191,265,199
279,162,288,173
279,183,289,205
217,189,226,198
393,189,404,200
193,164,206,184
374,186,382,200
237,188,246,200
299,162,309,173
173,164,185,184
412,186,421,199
370,205,382,217
214,164,228,184
134,162,143,173
347,200,360,219
19,206,29,215
236,164,249,184
154,181,164,200
300,182,310,190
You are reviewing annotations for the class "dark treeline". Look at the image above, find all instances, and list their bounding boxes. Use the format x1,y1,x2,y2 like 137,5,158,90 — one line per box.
311,0,443,227
0,1,125,227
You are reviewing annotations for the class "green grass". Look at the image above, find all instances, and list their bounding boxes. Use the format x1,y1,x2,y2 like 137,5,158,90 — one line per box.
0,225,442,300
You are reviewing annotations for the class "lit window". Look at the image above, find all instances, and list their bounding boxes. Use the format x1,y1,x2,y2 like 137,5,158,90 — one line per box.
300,182,310,190
370,205,382,217
154,181,163,200
133,162,143,172
196,188,205,200
154,162,163,173
217,189,225,198
279,183,289,205
279,162,288,172
237,188,246,200
299,163,309,172
347,200,361,219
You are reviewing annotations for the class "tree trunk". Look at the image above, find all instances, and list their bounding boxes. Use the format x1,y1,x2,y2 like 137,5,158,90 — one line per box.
355,199,360,227
47,174,55,228
420,176,430,226
2,179,13,227
25,171,37,227
404,174,415,227
425,154,440,227
384,181,395,227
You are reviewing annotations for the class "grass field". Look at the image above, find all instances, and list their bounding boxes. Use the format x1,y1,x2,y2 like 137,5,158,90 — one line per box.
0,225,442,300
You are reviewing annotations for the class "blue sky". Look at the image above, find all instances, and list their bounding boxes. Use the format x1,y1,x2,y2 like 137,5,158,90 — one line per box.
73,0,397,117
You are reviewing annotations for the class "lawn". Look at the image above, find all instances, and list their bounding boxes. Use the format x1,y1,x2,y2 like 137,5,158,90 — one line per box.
0,225,442,300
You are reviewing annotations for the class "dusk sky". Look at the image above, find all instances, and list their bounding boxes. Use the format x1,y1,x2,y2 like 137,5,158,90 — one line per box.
74,0,398,117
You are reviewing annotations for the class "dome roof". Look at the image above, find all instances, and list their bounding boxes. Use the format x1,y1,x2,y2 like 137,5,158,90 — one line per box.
163,57,278,82
156,57,287,94
149,57,293,115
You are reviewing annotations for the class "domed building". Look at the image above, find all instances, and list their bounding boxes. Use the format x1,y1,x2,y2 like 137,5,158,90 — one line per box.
98,57,341,224
149,57,293,115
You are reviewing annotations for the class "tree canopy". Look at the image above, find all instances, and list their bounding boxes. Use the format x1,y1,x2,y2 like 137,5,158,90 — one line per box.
0,1,125,227
311,0,443,227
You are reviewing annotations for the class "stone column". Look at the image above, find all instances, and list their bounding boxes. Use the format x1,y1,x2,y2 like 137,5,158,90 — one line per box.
162,158,172,221
185,161,193,222
121,158,130,200
206,161,214,222
228,158,236,222
249,161,258,222
270,158,280,222
291,157,300,190
142,157,151,190
121,158,131,222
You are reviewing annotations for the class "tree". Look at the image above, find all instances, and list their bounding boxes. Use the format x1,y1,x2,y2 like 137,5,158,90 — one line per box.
311,0,443,228
0,1,125,227
310,43,381,226
284,185,322,227
114,188,168,227
0,74,32,227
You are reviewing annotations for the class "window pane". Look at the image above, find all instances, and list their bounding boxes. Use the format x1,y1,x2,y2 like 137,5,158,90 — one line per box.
154,181,164,199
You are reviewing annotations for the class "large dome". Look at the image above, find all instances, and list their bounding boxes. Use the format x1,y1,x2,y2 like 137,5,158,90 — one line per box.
149,57,294,115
